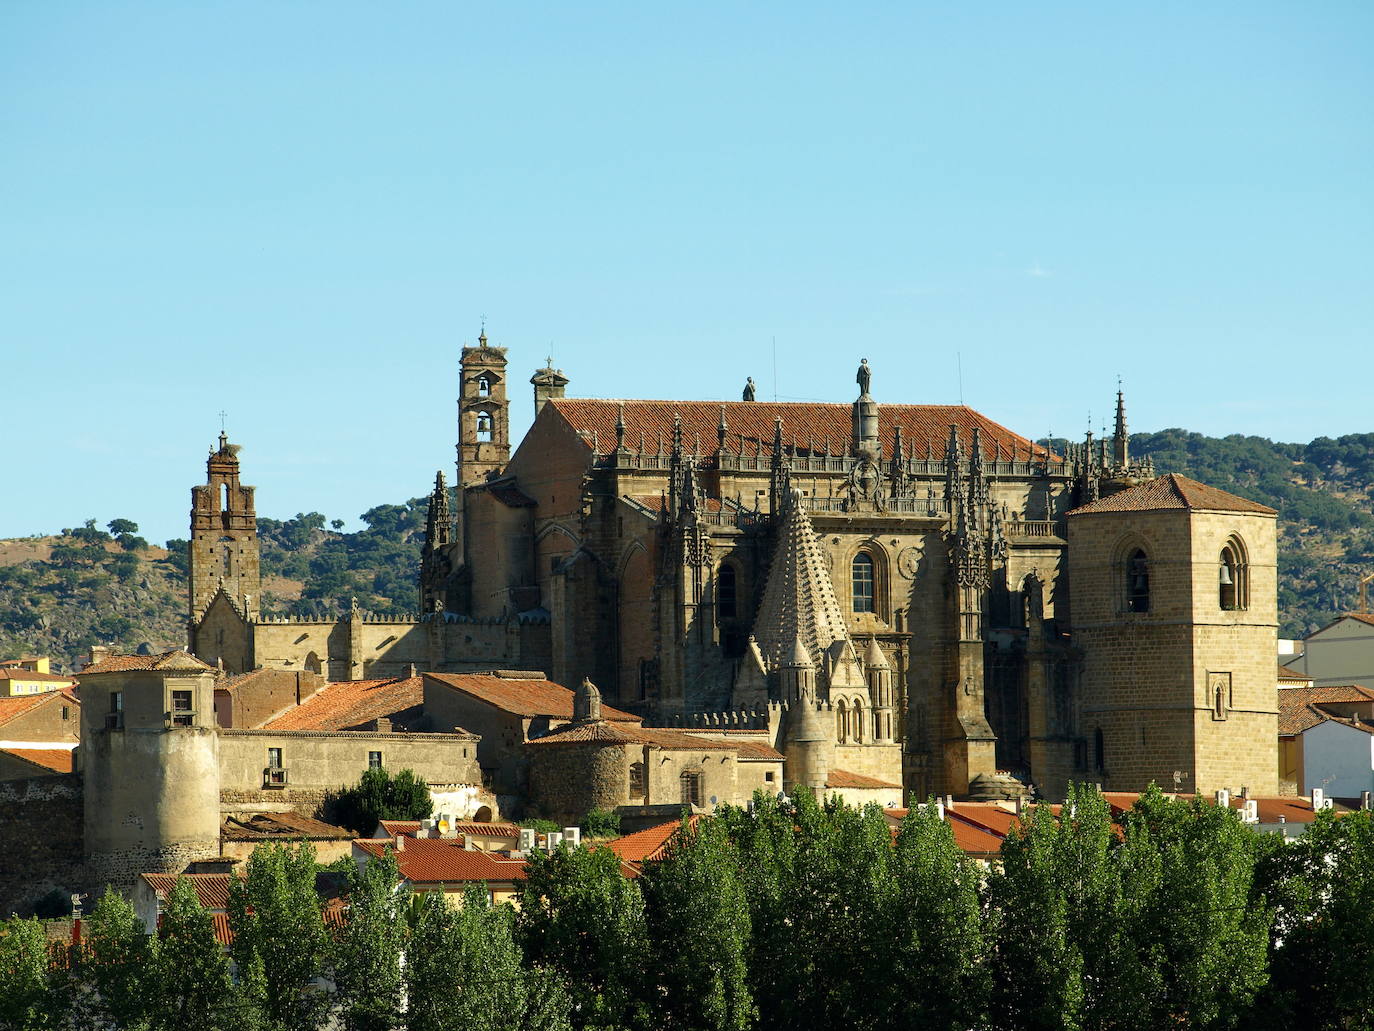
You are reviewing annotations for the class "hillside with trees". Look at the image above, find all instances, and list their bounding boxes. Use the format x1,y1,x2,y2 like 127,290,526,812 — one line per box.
0,430,1370,669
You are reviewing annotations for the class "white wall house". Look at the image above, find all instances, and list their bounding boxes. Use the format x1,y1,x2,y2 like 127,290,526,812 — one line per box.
1301,718,1374,801
1289,614,1374,691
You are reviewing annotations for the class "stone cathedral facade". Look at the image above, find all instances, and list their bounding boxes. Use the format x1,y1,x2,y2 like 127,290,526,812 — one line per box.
188,331,1279,801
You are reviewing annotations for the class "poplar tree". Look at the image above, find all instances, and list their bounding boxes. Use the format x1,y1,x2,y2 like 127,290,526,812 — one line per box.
145,877,233,1031
80,888,153,1029
228,842,330,1031
332,849,406,1031
640,818,754,1031
0,915,57,1030
517,843,649,1030
886,801,990,1031
407,887,571,1031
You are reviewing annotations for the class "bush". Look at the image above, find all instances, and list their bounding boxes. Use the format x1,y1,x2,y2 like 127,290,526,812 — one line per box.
583,808,622,838
322,767,432,834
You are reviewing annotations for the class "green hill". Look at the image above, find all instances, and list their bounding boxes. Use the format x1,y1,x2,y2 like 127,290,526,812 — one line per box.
1,431,1370,670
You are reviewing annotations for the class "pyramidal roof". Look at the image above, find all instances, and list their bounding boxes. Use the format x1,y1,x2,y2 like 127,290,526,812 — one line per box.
1067,473,1276,517
752,494,854,672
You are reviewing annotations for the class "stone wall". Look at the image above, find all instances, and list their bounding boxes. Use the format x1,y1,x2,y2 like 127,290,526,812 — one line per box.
0,776,85,916
527,743,626,825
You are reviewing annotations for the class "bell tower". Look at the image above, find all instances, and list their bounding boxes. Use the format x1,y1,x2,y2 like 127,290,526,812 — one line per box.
188,432,260,623
456,329,511,489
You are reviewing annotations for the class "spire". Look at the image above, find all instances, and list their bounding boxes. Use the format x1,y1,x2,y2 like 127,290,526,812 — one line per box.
943,425,964,510
751,490,853,675
717,405,728,450
969,425,990,509
769,416,791,515
863,635,890,669
573,676,602,723
615,404,626,450
1112,386,1129,469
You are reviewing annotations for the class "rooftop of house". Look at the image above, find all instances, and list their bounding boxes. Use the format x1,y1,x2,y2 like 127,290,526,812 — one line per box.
1066,472,1276,517
607,816,704,864
424,671,640,723
1278,684,1374,736
0,668,74,683
374,818,522,841
0,689,76,728
353,836,531,885
0,747,74,774
79,649,215,676
1277,662,1311,683
220,812,356,842
547,397,1043,462
259,675,427,732
825,768,902,790
524,719,740,751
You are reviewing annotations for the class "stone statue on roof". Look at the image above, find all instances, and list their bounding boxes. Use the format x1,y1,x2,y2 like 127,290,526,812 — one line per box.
856,358,871,396
743,377,756,402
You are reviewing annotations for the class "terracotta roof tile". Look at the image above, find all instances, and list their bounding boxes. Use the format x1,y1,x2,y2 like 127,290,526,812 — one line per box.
375,819,521,841
607,816,703,863
548,398,1044,463
1067,473,1276,516
826,768,902,789
221,813,355,841
0,694,51,728
0,747,74,774
425,672,640,722
261,676,426,732
1278,684,1374,735
0,669,75,683
526,720,737,751
80,650,215,675
140,873,241,911
354,837,530,885
1277,663,1309,682
625,494,724,514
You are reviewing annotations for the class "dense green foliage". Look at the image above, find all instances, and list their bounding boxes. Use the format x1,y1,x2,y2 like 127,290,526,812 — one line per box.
2,799,1374,1030
323,766,434,834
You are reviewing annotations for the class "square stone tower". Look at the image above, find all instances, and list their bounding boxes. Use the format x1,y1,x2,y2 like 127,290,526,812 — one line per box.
189,432,260,623
1067,473,1278,796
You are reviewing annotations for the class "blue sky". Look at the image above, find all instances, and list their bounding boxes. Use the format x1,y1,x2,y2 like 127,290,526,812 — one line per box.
2,3,1370,544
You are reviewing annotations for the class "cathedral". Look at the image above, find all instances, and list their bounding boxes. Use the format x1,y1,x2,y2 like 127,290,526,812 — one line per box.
188,331,1280,801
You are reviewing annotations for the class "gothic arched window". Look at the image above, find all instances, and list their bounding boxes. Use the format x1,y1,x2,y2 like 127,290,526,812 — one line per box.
852,553,875,614
1126,549,1150,613
1219,537,1248,611
717,564,737,621
476,412,493,442
1094,727,1106,772
836,700,849,743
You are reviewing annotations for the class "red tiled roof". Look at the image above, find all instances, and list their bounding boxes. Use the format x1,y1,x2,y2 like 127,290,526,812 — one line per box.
140,873,241,911
0,747,74,774
374,819,521,841
1231,796,1322,824
608,816,703,863
717,738,784,760
210,913,234,946
0,669,75,683
0,694,50,727
425,672,640,722
945,817,1007,857
526,720,738,751
376,820,421,837
80,650,215,675
548,398,1044,463
1278,684,1374,735
826,768,901,789
1277,663,1309,682
626,494,724,514
261,676,426,732
354,837,530,885
1067,473,1276,516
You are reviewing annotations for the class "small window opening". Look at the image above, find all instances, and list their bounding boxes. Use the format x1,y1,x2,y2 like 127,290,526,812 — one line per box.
680,770,702,807
1126,550,1150,613
629,762,646,797
476,412,493,442
171,690,194,727
368,751,383,769
477,375,491,397
1094,728,1105,772
717,564,737,621
1219,542,1246,611
852,553,875,614
267,747,283,769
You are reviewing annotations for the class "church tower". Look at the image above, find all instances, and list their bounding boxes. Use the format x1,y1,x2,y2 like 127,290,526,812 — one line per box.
457,330,511,489
188,432,260,623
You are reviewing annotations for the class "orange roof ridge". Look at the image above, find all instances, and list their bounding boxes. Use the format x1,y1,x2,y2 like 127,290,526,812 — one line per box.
1067,472,1276,517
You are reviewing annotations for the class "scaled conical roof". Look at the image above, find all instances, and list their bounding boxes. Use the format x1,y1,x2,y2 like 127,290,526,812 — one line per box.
752,493,853,673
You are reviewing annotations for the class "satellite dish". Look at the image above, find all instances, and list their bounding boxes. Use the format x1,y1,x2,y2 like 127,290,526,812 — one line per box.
709,795,718,806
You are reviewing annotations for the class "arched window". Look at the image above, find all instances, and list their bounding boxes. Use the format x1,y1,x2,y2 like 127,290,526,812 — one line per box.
1126,549,1150,613
717,564,737,621
477,374,491,397
1219,537,1247,611
852,553,875,613
1094,727,1105,772
220,483,230,511
476,412,493,442
852,699,866,743
836,700,849,743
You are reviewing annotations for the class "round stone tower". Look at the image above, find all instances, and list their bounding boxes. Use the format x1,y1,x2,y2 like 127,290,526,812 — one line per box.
780,635,834,794
78,651,222,889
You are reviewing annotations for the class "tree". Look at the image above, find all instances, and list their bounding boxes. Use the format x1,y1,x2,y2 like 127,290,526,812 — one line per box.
79,888,153,1030
324,767,432,834
886,801,990,1031
582,808,621,838
407,888,571,1031
227,842,331,1031
1252,808,1374,1030
107,519,139,536
332,849,406,1031
517,843,650,1030
640,818,754,1031
144,877,233,1031
0,915,57,1030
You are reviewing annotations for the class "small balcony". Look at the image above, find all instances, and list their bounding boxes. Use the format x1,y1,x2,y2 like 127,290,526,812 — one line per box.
263,767,289,788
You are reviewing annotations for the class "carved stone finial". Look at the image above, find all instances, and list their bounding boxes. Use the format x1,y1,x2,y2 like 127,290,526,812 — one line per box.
743,377,756,402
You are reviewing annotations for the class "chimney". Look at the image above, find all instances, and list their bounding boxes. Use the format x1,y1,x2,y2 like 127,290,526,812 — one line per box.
1240,785,1250,801
406,663,418,679
394,834,405,852
374,717,392,733
88,645,110,666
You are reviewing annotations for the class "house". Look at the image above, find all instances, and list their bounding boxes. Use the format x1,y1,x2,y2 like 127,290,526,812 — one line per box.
1278,684,1374,798
1284,613,1374,692
0,689,79,781
352,835,531,906
220,812,357,863
0,662,76,697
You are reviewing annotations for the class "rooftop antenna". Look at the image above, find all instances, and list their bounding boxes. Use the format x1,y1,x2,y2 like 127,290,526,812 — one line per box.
956,352,964,405
218,410,228,433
